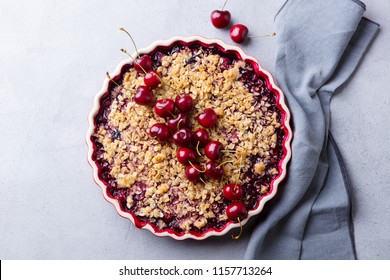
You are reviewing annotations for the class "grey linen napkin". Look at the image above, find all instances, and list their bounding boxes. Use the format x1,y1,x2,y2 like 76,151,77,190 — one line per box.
245,0,379,259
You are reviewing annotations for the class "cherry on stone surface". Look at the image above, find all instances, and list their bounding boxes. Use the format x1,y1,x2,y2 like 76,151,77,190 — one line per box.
175,94,194,113
144,70,161,89
134,86,154,106
167,113,190,131
193,128,210,147
154,99,175,119
172,128,193,147
226,201,248,222
197,108,217,128
205,161,224,179
134,55,153,73
149,123,171,142
223,184,243,201
210,10,231,29
177,147,198,165
185,164,202,182
204,140,223,160
230,24,249,43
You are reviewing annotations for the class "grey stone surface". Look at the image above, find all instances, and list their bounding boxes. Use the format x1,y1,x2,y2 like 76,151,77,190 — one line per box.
0,0,388,259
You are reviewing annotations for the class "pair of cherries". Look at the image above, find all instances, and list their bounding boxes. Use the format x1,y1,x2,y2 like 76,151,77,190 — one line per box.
210,1,249,43
182,139,227,182
132,55,163,105
223,184,248,225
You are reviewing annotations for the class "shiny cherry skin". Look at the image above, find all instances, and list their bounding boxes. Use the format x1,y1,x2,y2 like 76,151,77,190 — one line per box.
230,24,249,43
185,164,202,182
154,99,175,119
172,128,193,147
162,213,175,224
197,108,217,128
134,86,154,106
204,140,223,160
149,123,171,142
210,10,231,28
205,161,224,179
193,128,209,147
177,147,198,165
223,184,243,201
226,201,248,222
144,70,161,89
167,113,190,131
134,55,153,73
175,94,194,112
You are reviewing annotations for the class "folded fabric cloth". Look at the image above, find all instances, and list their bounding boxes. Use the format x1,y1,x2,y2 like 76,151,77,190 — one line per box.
245,0,379,259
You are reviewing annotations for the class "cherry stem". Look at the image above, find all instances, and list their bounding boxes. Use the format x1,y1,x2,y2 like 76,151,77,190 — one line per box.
221,149,235,153
162,80,180,93
199,177,207,184
177,119,183,131
231,217,243,240
189,161,205,173
106,72,132,92
221,0,228,11
218,160,234,167
119,27,140,58
121,48,165,88
248,32,276,39
153,70,164,84
120,48,148,74
196,141,201,156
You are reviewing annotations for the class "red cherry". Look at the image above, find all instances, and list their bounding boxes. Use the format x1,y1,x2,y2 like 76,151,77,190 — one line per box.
172,128,193,147
177,147,197,165
230,24,249,43
204,141,223,160
134,55,153,73
167,113,190,131
193,128,209,147
197,108,217,128
134,86,154,106
154,99,175,119
175,94,194,112
149,123,171,142
185,164,202,182
205,161,224,179
226,201,248,222
223,184,243,201
162,213,175,224
210,10,231,28
144,70,161,89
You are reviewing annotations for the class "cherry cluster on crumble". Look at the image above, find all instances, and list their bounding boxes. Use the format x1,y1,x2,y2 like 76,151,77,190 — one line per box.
115,52,249,232
92,40,285,237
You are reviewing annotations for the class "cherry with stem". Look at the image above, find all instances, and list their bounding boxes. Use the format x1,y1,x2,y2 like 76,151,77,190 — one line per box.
210,0,231,29
230,23,276,43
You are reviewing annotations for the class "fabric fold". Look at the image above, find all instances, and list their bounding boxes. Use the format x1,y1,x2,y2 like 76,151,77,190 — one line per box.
245,0,379,259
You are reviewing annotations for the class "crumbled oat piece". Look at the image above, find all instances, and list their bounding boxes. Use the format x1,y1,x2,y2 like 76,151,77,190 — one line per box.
261,185,269,194
156,184,169,194
194,217,208,229
126,196,134,208
254,162,266,174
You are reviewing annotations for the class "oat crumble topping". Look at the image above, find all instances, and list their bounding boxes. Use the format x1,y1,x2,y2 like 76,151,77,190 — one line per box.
92,44,285,234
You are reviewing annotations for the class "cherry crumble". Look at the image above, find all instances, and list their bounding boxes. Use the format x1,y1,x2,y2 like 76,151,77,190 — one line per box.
91,42,286,235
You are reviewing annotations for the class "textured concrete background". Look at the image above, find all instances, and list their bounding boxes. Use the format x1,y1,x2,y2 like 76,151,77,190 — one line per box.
0,0,388,259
